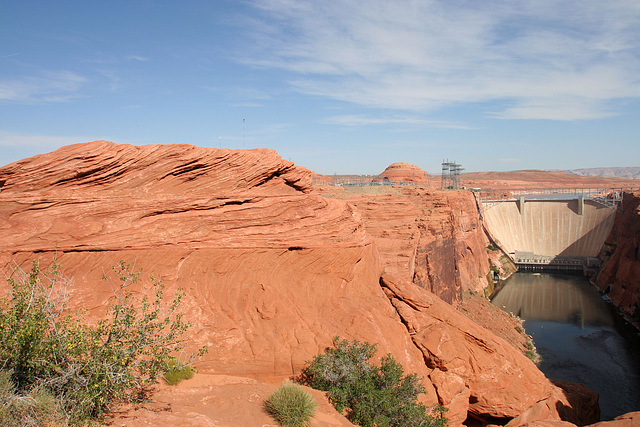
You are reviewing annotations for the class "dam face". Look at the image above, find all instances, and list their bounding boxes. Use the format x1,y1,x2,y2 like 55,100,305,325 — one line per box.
481,196,617,267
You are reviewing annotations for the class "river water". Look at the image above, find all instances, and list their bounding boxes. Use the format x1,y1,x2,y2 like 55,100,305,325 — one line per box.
491,272,640,421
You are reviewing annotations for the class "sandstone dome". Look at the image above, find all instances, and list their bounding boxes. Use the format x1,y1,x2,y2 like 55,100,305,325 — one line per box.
376,162,428,185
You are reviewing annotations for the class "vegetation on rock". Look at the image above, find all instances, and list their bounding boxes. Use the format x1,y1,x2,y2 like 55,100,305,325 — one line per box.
300,337,447,427
266,382,317,427
0,259,205,426
162,358,197,385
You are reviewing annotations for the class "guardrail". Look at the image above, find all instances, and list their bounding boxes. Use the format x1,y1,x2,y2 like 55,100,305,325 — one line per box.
472,187,634,213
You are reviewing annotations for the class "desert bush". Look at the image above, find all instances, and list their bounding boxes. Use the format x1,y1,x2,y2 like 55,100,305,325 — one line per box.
300,337,447,427
265,382,317,427
163,357,197,385
0,259,206,425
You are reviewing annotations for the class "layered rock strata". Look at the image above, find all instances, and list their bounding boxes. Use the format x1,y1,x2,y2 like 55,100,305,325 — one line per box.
0,142,602,426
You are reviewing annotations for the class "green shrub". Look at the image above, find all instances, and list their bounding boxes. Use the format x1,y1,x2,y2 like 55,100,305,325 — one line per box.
0,259,206,426
266,383,317,427
300,337,447,427
163,358,197,385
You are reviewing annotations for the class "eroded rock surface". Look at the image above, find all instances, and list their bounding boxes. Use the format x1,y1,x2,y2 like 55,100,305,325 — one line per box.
0,141,427,381
324,187,490,303
0,142,607,426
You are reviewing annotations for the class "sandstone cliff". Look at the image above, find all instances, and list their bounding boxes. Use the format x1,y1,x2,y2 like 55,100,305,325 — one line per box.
0,142,601,426
596,191,640,322
323,186,490,303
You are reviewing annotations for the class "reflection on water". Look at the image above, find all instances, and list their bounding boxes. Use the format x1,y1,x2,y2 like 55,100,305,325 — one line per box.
492,273,640,421
491,273,614,326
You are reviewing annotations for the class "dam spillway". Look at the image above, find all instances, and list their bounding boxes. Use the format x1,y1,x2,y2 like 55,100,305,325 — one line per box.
478,189,621,269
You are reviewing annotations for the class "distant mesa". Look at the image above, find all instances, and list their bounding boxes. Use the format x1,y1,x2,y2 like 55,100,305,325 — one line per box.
565,166,640,180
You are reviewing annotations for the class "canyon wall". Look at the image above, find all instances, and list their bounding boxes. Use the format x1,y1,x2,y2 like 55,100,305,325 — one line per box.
0,142,600,426
325,187,490,303
596,191,640,321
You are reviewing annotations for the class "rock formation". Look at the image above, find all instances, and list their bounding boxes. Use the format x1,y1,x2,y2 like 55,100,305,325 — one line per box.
325,187,490,303
596,191,640,322
588,411,640,427
373,162,429,185
0,142,605,426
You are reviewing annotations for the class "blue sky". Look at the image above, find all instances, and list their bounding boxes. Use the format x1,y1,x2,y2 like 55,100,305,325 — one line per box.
1,0,639,174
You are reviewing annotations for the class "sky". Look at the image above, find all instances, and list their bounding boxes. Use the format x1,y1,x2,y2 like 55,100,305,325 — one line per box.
1,0,639,175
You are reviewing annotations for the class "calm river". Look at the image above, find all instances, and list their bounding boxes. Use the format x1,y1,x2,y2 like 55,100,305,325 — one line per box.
491,272,640,421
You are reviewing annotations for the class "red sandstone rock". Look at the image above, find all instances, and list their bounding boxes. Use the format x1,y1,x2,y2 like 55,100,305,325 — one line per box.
0,141,434,423
454,292,531,357
0,142,367,253
588,411,640,427
326,186,490,303
525,422,580,427
108,374,353,426
429,369,471,426
0,142,606,426
506,380,599,427
596,191,640,321
0,141,431,380
0,140,312,195
373,162,429,185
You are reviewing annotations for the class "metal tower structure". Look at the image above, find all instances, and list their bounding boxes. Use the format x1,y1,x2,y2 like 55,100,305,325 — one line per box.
441,160,464,189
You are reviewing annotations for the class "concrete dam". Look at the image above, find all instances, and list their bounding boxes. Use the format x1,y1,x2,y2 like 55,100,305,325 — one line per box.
477,188,622,269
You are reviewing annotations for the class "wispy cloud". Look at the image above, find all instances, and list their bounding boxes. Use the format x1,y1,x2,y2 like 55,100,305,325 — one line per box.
126,55,150,62
323,114,477,129
0,70,86,103
241,0,640,120
127,55,151,62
